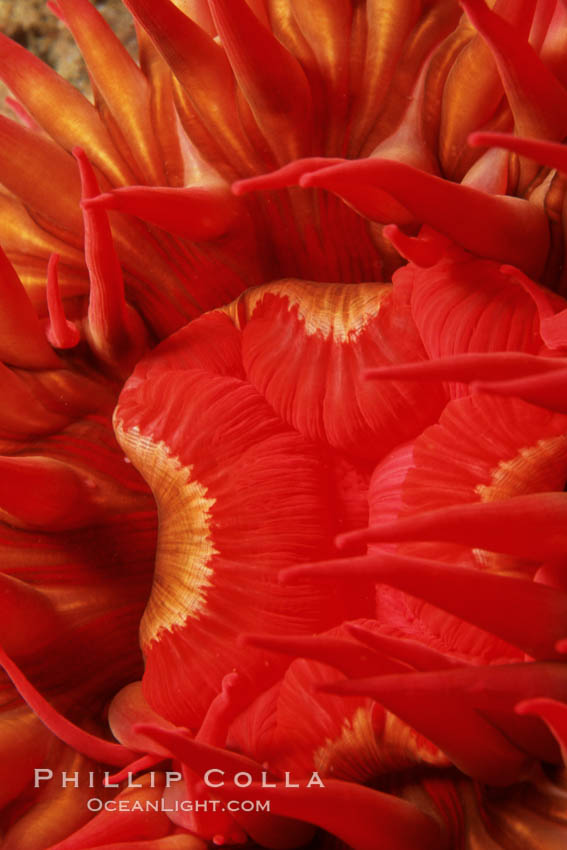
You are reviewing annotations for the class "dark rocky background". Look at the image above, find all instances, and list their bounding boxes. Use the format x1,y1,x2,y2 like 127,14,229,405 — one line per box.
0,0,136,115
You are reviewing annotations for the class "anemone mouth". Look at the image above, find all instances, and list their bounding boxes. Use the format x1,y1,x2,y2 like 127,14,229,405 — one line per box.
113,279,415,725
113,421,218,645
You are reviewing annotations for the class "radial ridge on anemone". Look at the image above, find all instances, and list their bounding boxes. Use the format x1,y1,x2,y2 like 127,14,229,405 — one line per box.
1,1,567,849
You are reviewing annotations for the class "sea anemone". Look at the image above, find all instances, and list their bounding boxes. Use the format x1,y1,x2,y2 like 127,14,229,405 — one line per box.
1,0,567,848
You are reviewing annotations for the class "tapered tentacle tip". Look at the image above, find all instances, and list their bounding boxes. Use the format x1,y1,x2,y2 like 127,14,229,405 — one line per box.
316,680,348,696
279,557,355,584
514,698,567,754
71,145,86,164
45,253,81,349
515,699,538,717
237,632,278,652
345,623,365,639
364,367,391,380
236,633,250,647
219,671,242,696
468,132,567,175
382,224,446,267
231,179,248,196
81,192,116,210
232,159,345,197
468,132,490,148
278,565,306,584
133,721,170,739
132,722,190,748
469,379,487,394
335,530,359,550
498,263,553,310
103,753,163,787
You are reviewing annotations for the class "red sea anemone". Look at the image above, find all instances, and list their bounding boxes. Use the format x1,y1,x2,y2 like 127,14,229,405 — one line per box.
2,0,567,848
